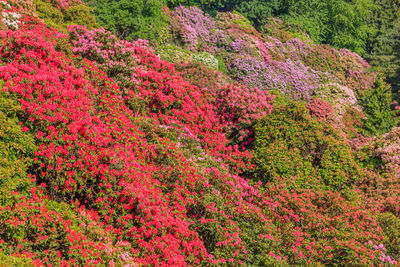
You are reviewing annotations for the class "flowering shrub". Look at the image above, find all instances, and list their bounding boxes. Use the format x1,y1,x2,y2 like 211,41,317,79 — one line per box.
266,59,321,100
226,54,269,90
306,97,334,118
68,25,151,91
171,6,216,52
356,127,400,202
214,83,274,149
263,186,386,266
226,56,321,101
0,191,133,266
375,128,400,178
192,51,218,70
2,0,35,17
305,45,376,97
175,61,231,95
374,212,400,263
315,82,359,116
0,0,22,30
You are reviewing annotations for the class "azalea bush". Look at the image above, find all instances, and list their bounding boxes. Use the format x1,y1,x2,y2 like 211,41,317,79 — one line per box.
214,83,274,149
357,127,400,201
306,97,334,119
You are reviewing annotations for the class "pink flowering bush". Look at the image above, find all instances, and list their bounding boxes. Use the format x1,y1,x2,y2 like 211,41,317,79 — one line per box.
171,6,216,52
356,127,400,202
214,83,274,149
40,0,82,11
315,82,359,116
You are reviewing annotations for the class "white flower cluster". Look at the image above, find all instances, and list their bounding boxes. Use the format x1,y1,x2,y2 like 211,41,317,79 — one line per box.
1,1,21,30
0,0,11,10
192,52,219,70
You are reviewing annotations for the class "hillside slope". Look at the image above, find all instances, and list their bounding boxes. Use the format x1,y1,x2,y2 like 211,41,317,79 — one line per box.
0,0,399,266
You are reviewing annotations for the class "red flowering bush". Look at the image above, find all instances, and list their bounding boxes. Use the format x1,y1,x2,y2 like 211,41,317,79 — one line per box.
263,186,386,266
214,83,274,149
0,190,134,266
306,97,334,118
0,21,211,265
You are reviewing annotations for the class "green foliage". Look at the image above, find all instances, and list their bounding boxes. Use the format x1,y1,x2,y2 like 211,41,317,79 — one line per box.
252,101,363,191
34,0,63,30
362,75,398,135
234,0,282,28
280,0,329,44
83,0,168,44
192,52,219,70
367,21,400,93
215,54,228,74
283,0,377,55
34,0,98,32
64,3,97,28
0,86,36,203
376,212,400,260
157,43,192,64
0,251,32,266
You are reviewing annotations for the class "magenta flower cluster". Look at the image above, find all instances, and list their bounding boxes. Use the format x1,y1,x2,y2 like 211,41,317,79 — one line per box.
214,83,274,149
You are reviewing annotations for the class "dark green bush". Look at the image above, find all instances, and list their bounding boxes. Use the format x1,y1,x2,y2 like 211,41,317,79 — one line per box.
0,251,32,266
362,74,398,135
34,0,98,32
251,101,363,190
0,85,36,203
376,212,400,261
83,0,168,43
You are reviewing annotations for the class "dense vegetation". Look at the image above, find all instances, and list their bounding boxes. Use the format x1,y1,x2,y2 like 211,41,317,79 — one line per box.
0,0,399,266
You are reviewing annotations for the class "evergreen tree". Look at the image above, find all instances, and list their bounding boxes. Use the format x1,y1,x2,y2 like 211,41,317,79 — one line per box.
367,0,400,93
362,74,398,135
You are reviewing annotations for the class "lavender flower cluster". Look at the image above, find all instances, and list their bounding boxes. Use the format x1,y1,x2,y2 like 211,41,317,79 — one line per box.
169,7,374,107
365,241,398,265
171,6,217,52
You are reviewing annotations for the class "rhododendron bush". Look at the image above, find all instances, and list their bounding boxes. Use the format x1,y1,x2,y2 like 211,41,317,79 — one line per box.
0,0,399,266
